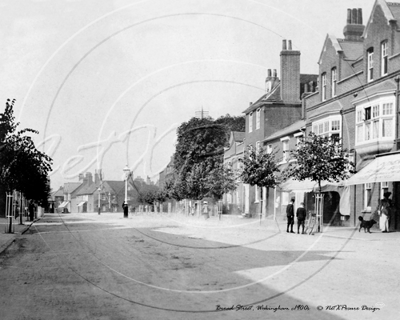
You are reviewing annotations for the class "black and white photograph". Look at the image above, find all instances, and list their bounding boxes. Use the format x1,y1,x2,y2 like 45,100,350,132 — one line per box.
0,0,399,319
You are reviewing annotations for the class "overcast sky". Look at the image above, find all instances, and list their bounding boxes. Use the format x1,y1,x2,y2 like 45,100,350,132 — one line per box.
0,0,375,189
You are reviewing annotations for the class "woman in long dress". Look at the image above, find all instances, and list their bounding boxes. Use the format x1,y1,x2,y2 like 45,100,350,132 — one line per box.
380,198,390,232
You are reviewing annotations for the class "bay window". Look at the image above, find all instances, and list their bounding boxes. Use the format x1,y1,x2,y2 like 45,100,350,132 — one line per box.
355,100,395,144
312,115,341,138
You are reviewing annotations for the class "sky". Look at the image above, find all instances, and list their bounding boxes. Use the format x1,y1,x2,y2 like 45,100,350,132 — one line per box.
0,0,376,190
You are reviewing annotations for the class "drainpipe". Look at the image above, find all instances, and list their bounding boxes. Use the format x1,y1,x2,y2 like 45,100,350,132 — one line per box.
395,76,400,151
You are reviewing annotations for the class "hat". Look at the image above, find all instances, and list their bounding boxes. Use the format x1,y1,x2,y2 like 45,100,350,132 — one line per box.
291,197,295,202
384,191,392,197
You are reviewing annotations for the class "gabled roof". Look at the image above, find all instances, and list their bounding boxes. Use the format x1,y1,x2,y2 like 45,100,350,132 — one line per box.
232,131,245,142
63,182,82,194
318,34,363,64
76,183,98,196
52,188,64,198
363,0,400,38
243,84,282,114
263,120,306,143
103,181,125,194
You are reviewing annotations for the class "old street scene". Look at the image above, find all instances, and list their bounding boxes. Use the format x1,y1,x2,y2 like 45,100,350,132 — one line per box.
1,1,400,319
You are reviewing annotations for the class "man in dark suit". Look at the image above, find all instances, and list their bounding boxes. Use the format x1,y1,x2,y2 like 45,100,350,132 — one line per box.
296,202,307,234
286,198,295,233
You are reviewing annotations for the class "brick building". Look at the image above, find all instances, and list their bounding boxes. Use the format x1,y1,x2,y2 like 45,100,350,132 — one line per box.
302,1,400,229
241,39,317,216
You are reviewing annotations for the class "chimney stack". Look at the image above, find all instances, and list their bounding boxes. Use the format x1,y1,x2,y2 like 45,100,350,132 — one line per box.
343,8,364,40
85,172,93,185
280,39,301,104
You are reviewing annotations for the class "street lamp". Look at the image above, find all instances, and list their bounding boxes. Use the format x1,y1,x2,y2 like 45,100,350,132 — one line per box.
97,186,101,215
123,165,130,218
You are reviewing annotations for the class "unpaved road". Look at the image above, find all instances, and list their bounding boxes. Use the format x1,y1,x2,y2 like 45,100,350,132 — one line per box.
0,212,397,320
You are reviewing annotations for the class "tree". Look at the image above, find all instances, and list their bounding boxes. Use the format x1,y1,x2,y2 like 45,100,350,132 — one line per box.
172,115,244,200
0,99,52,206
204,163,237,200
240,145,280,212
286,132,353,193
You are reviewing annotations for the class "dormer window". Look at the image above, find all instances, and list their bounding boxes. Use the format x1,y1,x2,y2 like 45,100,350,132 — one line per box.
367,48,374,82
331,68,337,97
321,73,327,101
381,41,388,76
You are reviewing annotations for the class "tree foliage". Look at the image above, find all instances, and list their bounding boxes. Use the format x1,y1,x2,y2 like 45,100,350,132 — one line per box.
0,99,53,206
171,115,244,200
240,145,280,189
286,132,353,193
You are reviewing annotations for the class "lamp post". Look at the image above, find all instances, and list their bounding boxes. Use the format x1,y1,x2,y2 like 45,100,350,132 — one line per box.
123,165,130,218
97,186,101,215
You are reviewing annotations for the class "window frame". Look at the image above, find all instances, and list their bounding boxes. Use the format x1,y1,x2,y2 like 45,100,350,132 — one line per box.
256,108,261,130
381,41,388,77
249,112,253,133
331,67,337,97
367,48,374,82
321,73,327,101
311,115,341,138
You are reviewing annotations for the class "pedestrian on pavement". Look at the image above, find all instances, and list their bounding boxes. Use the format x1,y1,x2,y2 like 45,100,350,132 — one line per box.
202,201,209,219
296,202,306,234
286,198,295,233
379,192,392,232
28,201,35,221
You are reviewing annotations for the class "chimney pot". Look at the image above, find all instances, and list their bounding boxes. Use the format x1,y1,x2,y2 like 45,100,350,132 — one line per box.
288,40,292,50
309,81,314,92
249,102,252,107
282,39,287,50
352,8,357,24
347,9,351,24
273,69,277,77
357,8,362,24
267,69,271,77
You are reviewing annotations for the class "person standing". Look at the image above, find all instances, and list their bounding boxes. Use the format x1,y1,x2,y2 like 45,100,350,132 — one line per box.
296,202,306,234
380,192,392,232
286,198,295,233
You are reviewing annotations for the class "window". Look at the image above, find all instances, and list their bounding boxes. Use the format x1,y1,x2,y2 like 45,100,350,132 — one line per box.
321,73,327,101
256,108,261,129
365,183,372,209
331,68,337,97
367,48,374,82
381,182,389,198
356,101,395,144
294,133,304,150
381,41,388,76
249,112,253,132
312,116,341,138
256,141,261,153
267,144,272,154
281,138,289,162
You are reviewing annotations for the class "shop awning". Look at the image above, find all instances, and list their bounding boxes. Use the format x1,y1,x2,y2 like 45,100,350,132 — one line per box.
346,153,400,185
77,201,86,207
58,201,69,208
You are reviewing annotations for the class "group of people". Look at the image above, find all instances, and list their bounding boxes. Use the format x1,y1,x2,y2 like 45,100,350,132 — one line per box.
286,198,307,234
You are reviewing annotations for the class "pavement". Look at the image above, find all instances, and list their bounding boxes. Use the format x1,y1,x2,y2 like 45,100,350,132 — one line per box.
0,216,38,255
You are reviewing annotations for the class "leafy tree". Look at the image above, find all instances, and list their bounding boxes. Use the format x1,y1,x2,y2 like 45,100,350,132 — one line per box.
0,99,52,207
204,163,237,200
172,115,244,200
240,145,280,210
286,132,353,193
